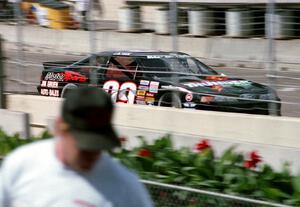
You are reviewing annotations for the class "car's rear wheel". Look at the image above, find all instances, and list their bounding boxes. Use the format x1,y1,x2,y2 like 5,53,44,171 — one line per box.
61,83,78,98
158,93,182,108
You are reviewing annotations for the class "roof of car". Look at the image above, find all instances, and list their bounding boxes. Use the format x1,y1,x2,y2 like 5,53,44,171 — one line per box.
96,50,190,57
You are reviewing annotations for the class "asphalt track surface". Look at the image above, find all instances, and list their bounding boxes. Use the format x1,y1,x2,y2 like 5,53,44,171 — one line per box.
3,49,300,118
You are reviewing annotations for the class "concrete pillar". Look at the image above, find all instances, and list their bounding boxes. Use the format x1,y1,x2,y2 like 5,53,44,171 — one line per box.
265,9,294,39
226,8,252,37
188,7,214,36
118,5,141,32
155,6,170,34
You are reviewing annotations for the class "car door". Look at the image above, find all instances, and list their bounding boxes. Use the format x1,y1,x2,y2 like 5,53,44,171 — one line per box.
101,56,139,104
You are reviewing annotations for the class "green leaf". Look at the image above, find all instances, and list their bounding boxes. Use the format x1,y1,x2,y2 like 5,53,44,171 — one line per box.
293,174,300,193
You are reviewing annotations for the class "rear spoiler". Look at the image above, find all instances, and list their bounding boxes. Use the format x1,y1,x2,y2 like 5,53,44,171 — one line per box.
42,61,78,70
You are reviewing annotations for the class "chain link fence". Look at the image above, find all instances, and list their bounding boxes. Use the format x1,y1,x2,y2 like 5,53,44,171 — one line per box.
142,180,290,207
0,0,299,117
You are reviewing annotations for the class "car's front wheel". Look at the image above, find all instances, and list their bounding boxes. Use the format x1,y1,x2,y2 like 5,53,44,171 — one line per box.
157,93,182,108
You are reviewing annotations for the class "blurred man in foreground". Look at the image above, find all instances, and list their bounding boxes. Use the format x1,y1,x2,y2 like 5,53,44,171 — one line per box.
0,87,153,207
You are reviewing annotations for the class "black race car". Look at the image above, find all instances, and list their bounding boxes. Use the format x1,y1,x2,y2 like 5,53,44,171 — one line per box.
37,50,281,115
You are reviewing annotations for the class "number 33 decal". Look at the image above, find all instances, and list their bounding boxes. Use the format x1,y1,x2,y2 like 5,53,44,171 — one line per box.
103,80,137,104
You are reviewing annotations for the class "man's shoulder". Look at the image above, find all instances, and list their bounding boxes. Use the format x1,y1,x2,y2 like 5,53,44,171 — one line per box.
101,153,140,182
4,138,55,164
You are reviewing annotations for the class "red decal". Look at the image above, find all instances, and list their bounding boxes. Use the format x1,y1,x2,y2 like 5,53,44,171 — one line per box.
206,76,228,81
145,92,155,97
64,71,87,82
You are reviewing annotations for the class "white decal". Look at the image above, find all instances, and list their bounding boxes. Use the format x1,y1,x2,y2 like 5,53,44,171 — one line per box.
44,72,64,82
103,80,137,104
183,80,251,88
140,80,150,86
103,80,120,102
136,100,146,105
47,81,59,88
41,88,49,96
118,82,137,104
138,85,149,90
49,89,59,97
149,81,159,93
41,81,47,87
113,52,132,56
185,93,193,102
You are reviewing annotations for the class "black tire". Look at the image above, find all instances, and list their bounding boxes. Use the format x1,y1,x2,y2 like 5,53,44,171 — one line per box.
61,83,78,98
157,93,182,108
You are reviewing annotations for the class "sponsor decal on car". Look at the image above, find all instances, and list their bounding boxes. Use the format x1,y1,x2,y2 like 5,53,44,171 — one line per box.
149,81,159,93
200,96,214,103
138,85,149,90
49,89,59,97
44,72,64,82
113,52,132,56
64,71,87,82
145,97,155,102
183,80,251,88
40,88,60,97
146,54,189,59
136,100,146,105
41,81,59,88
40,88,49,96
136,96,145,101
137,90,146,96
145,92,155,97
140,80,150,86
185,93,193,102
183,102,197,108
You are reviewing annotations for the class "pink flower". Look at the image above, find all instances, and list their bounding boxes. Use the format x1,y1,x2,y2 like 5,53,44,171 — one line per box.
138,148,152,157
195,139,211,152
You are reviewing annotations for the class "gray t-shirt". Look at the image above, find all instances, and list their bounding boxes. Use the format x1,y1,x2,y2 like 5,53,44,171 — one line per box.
0,138,153,207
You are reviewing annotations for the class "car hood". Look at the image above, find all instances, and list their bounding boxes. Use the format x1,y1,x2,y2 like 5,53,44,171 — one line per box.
158,75,270,95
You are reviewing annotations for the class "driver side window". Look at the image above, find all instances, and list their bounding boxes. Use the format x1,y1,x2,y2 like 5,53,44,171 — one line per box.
105,56,138,79
186,58,200,74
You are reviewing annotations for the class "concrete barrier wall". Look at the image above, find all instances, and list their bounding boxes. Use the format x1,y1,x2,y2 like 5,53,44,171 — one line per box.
1,24,300,70
6,94,300,173
0,109,30,138
7,94,300,148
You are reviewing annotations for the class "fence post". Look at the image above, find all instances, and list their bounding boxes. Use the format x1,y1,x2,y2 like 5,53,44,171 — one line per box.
170,0,178,52
88,0,98,86
266,0,278,115
0,36,6,109
13,1,24,92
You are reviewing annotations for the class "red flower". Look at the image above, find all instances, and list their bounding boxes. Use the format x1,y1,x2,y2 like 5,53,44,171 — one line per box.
250,151,262,163
138,148,152,157
244,160,257,169
244,151,262,169
195,139,211,152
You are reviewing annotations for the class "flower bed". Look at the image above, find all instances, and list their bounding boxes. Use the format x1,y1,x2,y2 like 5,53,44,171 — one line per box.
0,129,300,205
113,135,300,206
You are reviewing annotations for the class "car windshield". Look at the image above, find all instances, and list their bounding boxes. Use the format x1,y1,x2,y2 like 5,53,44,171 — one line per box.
137,56,218,77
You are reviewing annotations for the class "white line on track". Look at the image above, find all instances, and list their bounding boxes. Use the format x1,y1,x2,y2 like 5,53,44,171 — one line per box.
278,87,299,92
